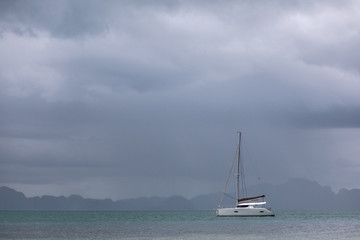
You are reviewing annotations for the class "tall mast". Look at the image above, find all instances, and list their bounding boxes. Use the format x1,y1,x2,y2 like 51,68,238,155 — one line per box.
236,131,241,204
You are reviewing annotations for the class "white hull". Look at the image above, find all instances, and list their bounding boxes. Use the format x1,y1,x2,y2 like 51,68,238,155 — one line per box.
216,207,274,217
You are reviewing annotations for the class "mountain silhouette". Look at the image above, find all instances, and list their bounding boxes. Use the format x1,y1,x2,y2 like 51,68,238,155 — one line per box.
1,178,359,211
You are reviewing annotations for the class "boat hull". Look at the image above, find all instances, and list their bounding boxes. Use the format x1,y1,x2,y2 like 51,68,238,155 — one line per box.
216,207,274,217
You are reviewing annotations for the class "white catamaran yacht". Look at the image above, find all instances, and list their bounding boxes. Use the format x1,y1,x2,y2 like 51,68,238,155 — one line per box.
216,132,274,217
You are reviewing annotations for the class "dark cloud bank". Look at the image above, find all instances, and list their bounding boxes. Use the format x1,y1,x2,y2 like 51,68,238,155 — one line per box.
0,0,360,200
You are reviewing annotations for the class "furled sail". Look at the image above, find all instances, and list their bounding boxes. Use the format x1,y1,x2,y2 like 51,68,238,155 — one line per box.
238,195,265,203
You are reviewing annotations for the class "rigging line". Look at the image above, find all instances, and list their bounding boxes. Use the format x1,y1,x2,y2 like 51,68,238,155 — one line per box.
242,141,251,197
218,147,238,208
241,164,247,198
224,193,236,200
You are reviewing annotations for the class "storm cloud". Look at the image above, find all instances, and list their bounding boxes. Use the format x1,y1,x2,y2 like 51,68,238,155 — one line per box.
1,0,360,200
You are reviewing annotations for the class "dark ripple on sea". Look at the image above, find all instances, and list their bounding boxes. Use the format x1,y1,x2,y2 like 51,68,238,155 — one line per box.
0,211,359,240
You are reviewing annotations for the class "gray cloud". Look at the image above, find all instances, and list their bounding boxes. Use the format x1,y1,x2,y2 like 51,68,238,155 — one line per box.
1,0,360,199
0,0,108,38
290,105,360,128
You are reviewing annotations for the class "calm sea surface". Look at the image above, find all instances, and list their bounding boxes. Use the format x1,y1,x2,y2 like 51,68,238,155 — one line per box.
0,211,359,240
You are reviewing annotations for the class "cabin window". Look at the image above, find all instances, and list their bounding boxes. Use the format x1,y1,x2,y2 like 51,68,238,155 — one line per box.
238,205,249,208
234,211,238,213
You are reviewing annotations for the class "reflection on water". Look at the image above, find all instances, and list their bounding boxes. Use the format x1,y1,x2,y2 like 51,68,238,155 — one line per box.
0,211,360,239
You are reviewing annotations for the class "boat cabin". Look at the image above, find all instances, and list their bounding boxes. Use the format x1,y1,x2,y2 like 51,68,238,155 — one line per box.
236,201,267,209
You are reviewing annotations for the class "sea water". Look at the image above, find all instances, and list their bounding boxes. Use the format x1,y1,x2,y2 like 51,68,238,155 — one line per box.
0,211,359,240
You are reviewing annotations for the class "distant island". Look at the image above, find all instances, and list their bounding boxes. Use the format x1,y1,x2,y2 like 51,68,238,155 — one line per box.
1,178,359,211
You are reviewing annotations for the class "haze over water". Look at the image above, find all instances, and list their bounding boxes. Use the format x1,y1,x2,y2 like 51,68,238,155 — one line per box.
1,211,359,239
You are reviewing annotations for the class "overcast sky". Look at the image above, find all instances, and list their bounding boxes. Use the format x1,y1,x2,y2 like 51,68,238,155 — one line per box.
1,0,360,200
